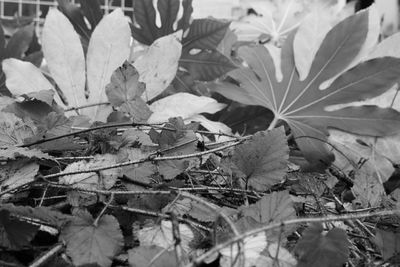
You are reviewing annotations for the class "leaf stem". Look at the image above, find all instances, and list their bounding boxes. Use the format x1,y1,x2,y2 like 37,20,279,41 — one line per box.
267,116,279,131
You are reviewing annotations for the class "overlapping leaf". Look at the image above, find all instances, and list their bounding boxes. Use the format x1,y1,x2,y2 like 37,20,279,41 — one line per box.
60,212,123,267
212,11,400,167
131,0,193,45
294,223,350,267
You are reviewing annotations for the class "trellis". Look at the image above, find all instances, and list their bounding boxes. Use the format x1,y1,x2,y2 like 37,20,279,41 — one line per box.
0,0,134,25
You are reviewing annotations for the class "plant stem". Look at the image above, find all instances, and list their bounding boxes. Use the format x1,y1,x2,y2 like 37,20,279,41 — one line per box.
267,116,279,131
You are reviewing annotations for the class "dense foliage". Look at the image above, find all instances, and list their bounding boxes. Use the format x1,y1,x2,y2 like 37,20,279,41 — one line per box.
1,0,400,266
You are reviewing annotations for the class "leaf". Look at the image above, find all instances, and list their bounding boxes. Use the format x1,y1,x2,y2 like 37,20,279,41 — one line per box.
179,19,236,81
0,209,39,250
0,160,39,194
128,245,178,267
106,62,151,122
131,0,193,45
0,22,5,60
294,223,350,267
42,9,86,108
80,0,102,28
212,11,400,167
57,0,91,41
137,220,194,254
86,9,131,121
0,146,52,161
133,32,182,101
148,93,228,133
0,112,36,147
240,191,296,225
60,154,121,190
2,58,55,96
352,170,385,207
4,24,35,59
232,128,289,190
60,212,123,267
374,229,400,261
232,0,345,44
0,204,73,228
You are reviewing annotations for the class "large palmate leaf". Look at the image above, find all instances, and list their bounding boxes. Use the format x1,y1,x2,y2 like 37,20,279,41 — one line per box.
212,11,400,167
131,0,193,45
131,0,235,86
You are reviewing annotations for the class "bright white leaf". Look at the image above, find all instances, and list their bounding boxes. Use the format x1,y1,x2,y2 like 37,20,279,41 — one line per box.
133,32,182,101
42,9,86,108
191,114,232,134
86,8,131,121
2,58,54,96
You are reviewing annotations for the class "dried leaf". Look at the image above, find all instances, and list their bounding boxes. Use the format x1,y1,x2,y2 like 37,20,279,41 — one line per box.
232,128,289,190
60,212,123,267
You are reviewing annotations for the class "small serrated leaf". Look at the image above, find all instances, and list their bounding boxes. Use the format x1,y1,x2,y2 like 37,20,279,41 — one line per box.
60,212,123,267
294,223,350,267
232,127,289,190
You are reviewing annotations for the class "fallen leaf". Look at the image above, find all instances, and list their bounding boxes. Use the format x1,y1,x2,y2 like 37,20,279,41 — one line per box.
60,212,123,267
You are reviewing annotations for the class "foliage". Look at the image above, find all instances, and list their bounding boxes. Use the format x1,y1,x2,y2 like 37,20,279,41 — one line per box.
0,1,400,267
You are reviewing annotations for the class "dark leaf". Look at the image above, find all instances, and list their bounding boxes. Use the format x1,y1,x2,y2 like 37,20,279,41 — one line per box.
0,210,39,250
0,21,5,60
57,0,91,41
294,223,350,267
232,127,289,190
80,0,102,28
131,0,193,45
60,212,123,267
374,229,400,261
4,24,35,59
128,245,178,267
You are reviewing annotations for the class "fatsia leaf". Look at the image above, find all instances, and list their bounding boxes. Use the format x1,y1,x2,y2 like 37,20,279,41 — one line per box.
0,210,39,250
60,212,123,267
86,9,131,121
294,223,350,267
4,24,35,59
0,23,5,60
128,246,178,267
57,0,91,41
105,62,151,122
80,0,102,28
148,93,229,133
133,32,182,101
232,0,346,44
212,11,400,167
231,128,289,190
2,58,54,96
42,9,86,108
131,0,193,45
179,19,236,82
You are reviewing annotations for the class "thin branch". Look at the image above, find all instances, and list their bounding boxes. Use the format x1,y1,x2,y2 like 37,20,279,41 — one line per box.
188,209,400,266
42,140,245,180
29,244,64,267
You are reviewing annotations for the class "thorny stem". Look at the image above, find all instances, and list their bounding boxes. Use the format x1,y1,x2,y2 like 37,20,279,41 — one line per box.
188,209,400,267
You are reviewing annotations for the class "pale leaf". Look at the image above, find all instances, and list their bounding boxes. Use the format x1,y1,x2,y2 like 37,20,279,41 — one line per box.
86,8,131,121
42,8,86,108
2,58,54,96
133,32,182,101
